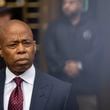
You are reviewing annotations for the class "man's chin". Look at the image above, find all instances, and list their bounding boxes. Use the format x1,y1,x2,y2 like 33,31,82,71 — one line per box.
15,59,29,65
64,12,81,19
9,64,31,75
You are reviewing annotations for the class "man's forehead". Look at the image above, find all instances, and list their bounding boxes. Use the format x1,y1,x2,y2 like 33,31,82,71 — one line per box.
5,27,31,35
5,31,32,37
4,23,29,33
4,30,33,40
3,20,32,35
2,20,30,31
0,20,33,42
2,32,33,44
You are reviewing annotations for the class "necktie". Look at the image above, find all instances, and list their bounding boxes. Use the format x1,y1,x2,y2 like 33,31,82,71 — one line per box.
8,77,23,110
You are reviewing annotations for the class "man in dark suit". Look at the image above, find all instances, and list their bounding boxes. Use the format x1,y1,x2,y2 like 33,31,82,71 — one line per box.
44,0,102,109
0,20,78,110
44,0,101,94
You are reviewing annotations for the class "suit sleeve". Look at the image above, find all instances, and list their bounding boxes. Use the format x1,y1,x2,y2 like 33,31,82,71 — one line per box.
63,84,79,110
44,23,65,74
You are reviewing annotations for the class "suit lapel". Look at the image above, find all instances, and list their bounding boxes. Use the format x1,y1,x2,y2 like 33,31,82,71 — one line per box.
0,69,6,110
30,70,52,110
0,66,53,110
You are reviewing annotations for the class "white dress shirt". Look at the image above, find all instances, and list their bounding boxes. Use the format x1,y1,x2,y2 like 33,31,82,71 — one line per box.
4,65,35,110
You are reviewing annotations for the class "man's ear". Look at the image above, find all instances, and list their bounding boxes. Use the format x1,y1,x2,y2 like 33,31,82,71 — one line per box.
0,46,3,58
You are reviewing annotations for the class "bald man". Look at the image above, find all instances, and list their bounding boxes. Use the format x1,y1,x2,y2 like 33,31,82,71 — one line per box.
0,20,78,110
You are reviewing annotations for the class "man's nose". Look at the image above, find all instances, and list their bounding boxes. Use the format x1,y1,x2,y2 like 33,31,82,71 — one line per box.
17,44,26,54
63,3,69,9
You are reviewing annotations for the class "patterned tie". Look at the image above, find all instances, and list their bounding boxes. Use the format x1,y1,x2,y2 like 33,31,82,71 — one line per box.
8,77,23,110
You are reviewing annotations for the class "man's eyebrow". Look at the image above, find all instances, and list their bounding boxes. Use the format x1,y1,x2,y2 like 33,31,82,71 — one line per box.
7,40,19,43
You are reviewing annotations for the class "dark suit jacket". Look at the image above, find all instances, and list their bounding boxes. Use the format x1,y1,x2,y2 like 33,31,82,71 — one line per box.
44,14,102,94
0,68,78,110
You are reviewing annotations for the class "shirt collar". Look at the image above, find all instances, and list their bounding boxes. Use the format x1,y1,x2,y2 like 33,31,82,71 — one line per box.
5,64,35,85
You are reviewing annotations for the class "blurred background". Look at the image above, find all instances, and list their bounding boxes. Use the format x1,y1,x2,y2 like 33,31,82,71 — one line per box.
1,0,110,110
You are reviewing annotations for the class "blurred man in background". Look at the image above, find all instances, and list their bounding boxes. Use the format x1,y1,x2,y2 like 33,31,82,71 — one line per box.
44,0,102,110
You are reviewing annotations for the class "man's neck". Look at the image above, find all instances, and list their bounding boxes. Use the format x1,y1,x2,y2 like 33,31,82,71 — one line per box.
71,15,81,26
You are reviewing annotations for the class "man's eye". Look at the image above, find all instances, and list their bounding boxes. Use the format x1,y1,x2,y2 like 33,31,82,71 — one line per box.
8,44,16,47
23,41,33,46
7,44,17,48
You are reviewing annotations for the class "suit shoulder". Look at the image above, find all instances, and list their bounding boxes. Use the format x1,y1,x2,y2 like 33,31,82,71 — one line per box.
47,18,65,29
39,71,71,89
0,68,5,74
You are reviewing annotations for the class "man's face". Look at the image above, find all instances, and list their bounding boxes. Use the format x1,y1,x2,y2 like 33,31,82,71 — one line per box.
0,22,36,74
62,0,82,18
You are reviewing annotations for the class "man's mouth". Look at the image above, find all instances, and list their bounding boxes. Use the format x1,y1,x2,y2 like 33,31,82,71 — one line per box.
15,58,29,65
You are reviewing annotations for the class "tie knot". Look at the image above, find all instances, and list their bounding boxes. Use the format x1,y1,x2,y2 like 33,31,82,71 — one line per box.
14,77,23,86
